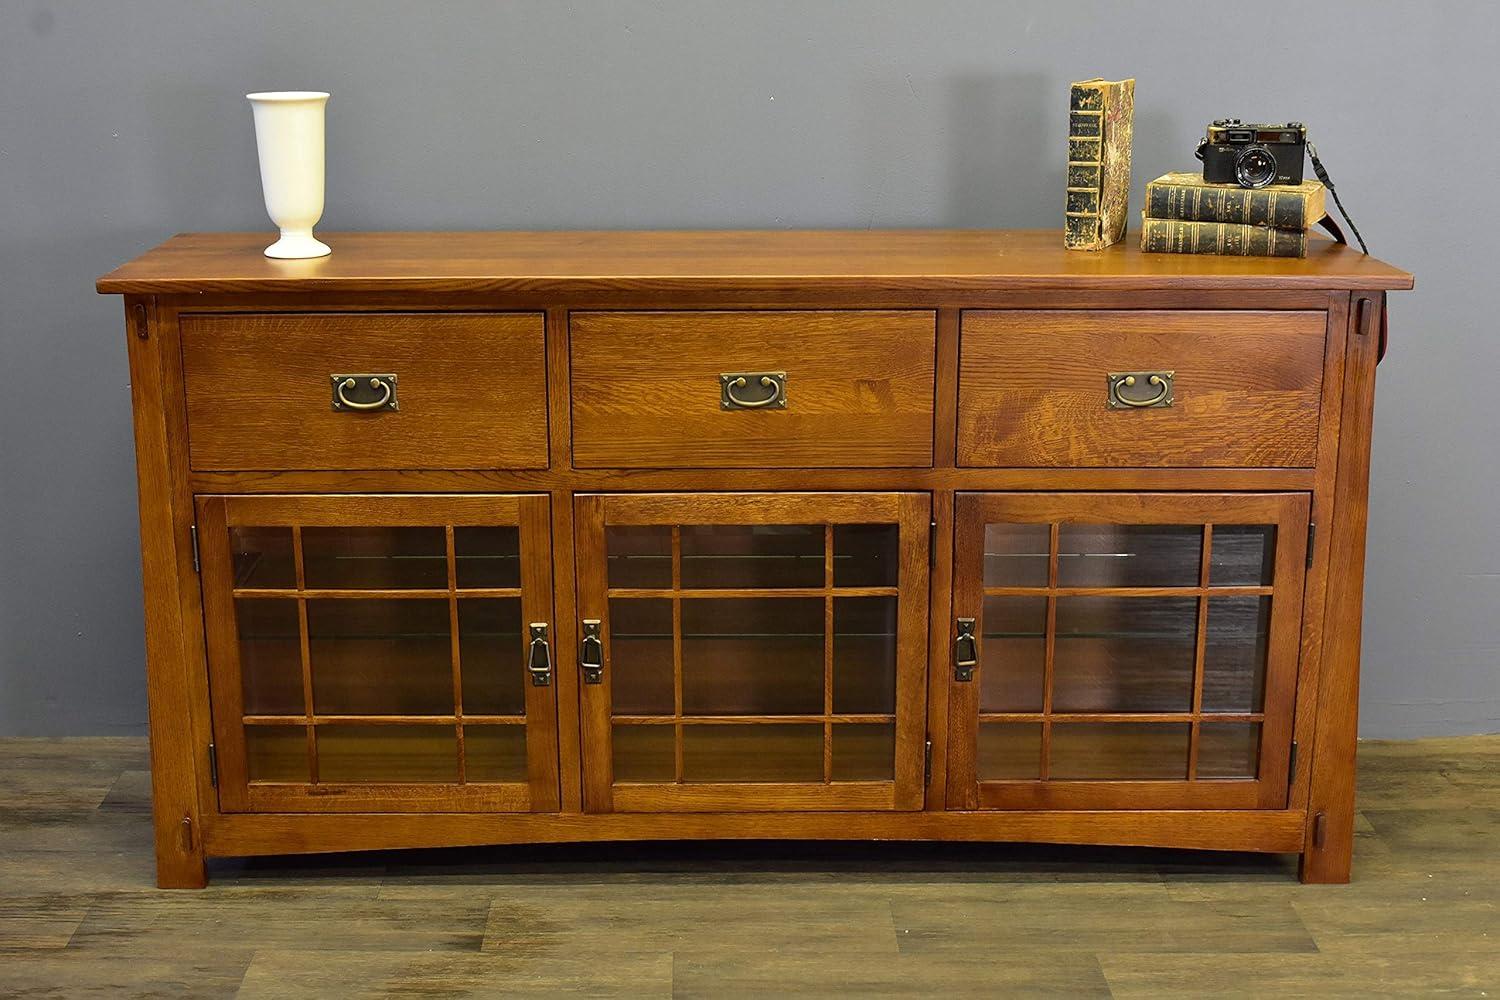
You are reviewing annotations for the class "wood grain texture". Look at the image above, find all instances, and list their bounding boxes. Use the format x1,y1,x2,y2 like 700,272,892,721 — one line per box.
96,230,1414,295
948,492,1308,812
195,493,559,816
180,312,548,471
95,229,1409,886
9,735,1498,995
122,297,208,888
1301,293,1384,884
957,310,1327,467
570,310,936,468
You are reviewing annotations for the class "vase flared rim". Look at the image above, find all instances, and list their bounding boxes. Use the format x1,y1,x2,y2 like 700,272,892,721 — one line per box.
246,91,330,102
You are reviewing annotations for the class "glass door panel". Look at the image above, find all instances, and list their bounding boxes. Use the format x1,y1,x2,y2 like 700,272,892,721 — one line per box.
198,494,557,814
951,492,1309,810
577,492,929,812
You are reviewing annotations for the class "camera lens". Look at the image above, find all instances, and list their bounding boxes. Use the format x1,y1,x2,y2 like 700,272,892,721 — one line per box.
1235,145,1278,188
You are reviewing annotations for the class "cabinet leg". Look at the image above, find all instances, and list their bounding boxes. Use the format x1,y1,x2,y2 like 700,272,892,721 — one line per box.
155,815,208,889
1298,805,1354,883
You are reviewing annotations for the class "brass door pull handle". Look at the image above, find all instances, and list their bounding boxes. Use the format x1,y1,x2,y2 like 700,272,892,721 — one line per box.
331,374,399,411
954,617,977,682
1107,371,1173,409
721,372,787,410
528,623,552,687
580,619,604,685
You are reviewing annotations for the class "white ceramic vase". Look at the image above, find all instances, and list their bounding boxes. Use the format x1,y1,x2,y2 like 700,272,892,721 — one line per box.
247,91,331,259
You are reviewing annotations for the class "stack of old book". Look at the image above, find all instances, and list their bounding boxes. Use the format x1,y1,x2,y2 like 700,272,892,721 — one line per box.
1140,172,1326,258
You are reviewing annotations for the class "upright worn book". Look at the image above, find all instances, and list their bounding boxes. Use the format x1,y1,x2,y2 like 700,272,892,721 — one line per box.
1145,172,1326,230
1064,77,1135,250
1139,213,1308,258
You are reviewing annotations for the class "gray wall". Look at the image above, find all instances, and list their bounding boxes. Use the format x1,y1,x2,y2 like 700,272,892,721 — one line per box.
1,1,1494,738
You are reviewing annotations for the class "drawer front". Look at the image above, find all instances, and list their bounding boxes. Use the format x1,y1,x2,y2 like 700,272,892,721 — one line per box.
957,310,1326,468
570,311,936,468
181,313,548,471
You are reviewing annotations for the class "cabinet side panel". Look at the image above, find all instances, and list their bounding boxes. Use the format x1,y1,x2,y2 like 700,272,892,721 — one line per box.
124,296,207,888
1301,292,1383,883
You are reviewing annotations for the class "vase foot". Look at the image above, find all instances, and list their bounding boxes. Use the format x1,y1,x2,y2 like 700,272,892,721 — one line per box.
264,232,331,259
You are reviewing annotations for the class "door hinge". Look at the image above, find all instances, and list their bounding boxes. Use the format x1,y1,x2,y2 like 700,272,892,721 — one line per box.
924,738,933,784
207,742,218,788
190,524,201,573
1306,522,1316,569
929,520,937,567
1288,739,1298,783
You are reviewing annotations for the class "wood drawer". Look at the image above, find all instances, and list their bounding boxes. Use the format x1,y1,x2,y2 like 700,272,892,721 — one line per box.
570,311,936,468
957,310,1326,468
180,313,548,471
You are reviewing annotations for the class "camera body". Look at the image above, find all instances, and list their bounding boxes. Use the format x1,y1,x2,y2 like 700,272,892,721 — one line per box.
1196,120,1307,188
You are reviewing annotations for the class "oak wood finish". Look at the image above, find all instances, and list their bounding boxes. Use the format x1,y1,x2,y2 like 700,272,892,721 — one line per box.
570,311,936,468
96,230,1414,295
180,312,548,471
195,493,559,815
100,230,1410,887
6,735,1496,997
957,310,1326,467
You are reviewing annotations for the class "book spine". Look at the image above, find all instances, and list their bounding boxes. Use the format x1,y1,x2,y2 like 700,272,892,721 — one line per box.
1139,217,1307,257
1145,182,1311,229
1064,83,1105,249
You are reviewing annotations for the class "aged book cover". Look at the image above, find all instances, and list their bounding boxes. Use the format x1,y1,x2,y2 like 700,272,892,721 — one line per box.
1064,77,1135,250
1146,172,1326,230
1139,213,1307,258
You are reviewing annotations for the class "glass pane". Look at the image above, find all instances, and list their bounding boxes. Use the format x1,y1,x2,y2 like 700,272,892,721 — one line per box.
682,724,822,782
613,724,674,783
979,722,1043,780
308,599,453,715
236,598,304,715
1210,525,1276,587
458,598,524,716
1056,524,1202,588
833,524,899,587
609,598,675,716
680,525,824,589
302,527,447,589
1198,722,1261,779
454,526,521,589
316,725,458,783
982,523,1051,588
1052,596,1197,713
245,725,308,782
1051,723,1190,780
832,723,895,781
230,526,296,589
1203,596,1271,713
465,724,527,782
681,598,823,716
606,525,672,589
979,596,1047,713
832,597,897,714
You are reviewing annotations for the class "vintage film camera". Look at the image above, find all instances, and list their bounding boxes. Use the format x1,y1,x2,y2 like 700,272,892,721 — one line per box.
1196,120,1307,189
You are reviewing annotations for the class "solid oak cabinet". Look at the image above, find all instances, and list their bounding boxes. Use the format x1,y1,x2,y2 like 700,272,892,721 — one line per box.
97,230,1411,887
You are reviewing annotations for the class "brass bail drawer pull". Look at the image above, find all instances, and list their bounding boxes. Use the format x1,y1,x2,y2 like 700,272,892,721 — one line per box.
527,623,552,687
331,374,399,411
1107,370,1173,409
721,371,787,410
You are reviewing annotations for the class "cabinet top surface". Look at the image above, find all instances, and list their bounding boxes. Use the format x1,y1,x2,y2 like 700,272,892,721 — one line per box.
96,229,1413,295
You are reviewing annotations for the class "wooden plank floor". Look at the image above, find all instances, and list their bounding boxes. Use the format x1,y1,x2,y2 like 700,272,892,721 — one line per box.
1,736,1496,997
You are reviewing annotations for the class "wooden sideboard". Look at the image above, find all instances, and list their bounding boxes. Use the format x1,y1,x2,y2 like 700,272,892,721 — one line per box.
97,230,1412,887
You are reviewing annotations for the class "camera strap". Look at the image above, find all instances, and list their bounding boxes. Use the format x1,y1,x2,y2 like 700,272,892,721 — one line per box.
1307,143,1369,254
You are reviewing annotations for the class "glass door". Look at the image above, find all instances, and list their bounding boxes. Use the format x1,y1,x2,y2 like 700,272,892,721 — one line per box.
576,493,930,812
949,492,1309,810
196,494,558,813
